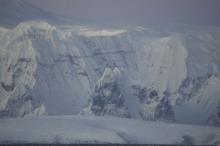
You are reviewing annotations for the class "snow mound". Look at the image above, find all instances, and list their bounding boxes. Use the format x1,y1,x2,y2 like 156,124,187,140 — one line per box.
0,115,220,144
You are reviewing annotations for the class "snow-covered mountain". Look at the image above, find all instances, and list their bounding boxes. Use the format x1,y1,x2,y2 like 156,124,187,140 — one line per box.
1,20,220,126
0,0,220,128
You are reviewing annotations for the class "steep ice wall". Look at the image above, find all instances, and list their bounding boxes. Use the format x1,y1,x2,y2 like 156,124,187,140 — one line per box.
0,22,47,117
134,35,188,94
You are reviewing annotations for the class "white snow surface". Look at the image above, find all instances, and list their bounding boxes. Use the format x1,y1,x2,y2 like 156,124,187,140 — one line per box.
0,115,220,144
78,29,127,37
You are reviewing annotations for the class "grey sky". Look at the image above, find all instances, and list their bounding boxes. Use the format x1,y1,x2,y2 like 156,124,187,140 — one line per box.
27,0,220,26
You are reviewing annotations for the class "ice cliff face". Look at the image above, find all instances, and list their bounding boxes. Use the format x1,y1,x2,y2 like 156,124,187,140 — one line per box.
0,20,220,126
0,22,47,117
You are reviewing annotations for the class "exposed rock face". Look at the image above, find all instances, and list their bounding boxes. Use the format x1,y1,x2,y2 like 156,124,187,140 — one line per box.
81,67,175,122
80,67,130,118
132,84,175,122
154,96,175,122
0,94,46,118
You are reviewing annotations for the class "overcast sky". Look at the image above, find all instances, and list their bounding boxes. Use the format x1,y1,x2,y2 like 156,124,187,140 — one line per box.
28,0,220,26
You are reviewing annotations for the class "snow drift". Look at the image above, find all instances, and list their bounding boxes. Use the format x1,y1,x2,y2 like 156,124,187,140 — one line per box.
0,115,220,144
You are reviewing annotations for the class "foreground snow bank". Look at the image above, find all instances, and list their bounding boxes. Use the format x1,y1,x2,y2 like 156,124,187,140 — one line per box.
0,115,220,144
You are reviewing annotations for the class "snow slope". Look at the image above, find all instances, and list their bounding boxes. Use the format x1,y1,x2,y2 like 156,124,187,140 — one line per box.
0,115,220,144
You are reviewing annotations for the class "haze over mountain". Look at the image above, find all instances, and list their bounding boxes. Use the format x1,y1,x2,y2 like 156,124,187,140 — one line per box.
28,0,220,26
